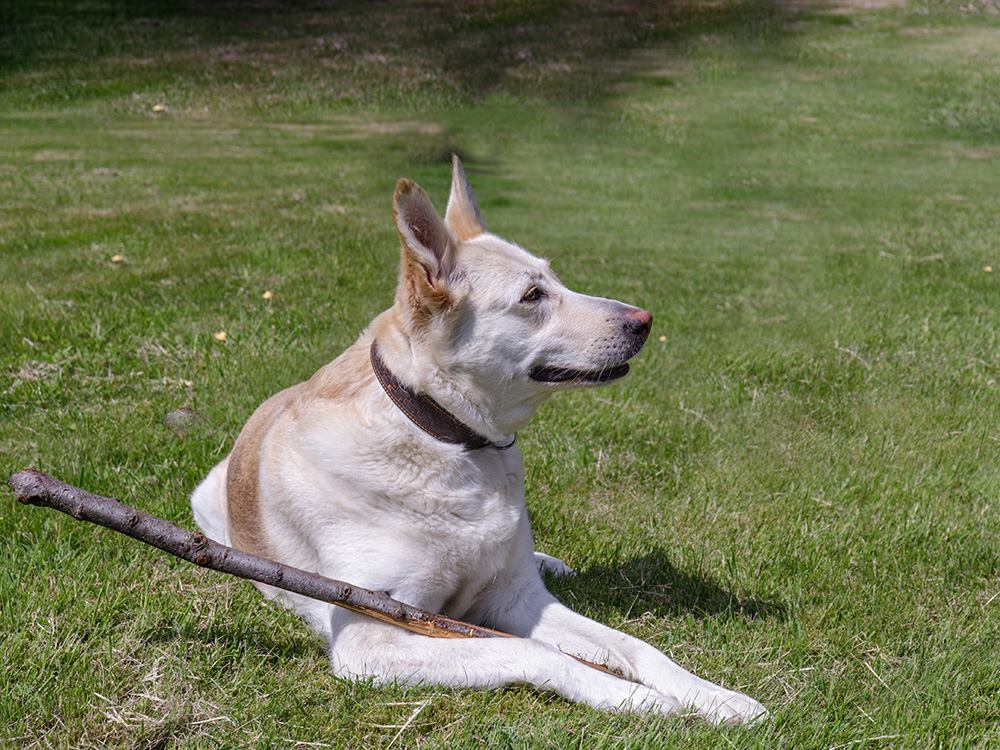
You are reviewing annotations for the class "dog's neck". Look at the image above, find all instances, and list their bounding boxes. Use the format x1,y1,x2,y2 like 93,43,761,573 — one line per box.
370,340,517,451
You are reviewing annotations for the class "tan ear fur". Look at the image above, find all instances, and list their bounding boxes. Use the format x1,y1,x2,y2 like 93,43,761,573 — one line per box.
392,178,457,319
444,155,487,242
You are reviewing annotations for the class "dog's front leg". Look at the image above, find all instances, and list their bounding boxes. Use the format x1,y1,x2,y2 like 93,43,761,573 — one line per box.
519,595,768,725
326,608,682,716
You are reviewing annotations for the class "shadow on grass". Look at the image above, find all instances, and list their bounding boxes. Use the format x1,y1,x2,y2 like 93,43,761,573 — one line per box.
142,617,321,659
140,547,784,660
549,547,787,622
2,0,798,106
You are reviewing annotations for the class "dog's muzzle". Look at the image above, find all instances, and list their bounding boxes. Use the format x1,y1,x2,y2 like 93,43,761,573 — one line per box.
529,306,652,384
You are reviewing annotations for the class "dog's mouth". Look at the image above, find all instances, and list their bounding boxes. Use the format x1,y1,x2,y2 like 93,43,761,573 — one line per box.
528,363,630,385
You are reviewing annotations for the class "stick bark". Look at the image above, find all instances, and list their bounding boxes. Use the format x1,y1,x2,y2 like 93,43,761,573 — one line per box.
7,469,510,640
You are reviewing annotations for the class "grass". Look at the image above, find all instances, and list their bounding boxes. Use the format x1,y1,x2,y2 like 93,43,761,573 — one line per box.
2,0,1000,747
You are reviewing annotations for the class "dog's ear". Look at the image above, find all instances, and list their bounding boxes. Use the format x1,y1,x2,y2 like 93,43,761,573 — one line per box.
444,155,486,242
393,178,458,311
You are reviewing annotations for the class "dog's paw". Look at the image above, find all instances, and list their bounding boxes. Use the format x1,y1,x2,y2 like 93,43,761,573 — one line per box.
690,687,768,726
533,551,575,577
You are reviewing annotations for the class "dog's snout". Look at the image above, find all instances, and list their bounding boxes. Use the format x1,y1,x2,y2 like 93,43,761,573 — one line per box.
624,307,652,342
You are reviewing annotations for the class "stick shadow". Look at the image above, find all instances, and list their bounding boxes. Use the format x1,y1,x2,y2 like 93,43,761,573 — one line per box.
141,614,319,659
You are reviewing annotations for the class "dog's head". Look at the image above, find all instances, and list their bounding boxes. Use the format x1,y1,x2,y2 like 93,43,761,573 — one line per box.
381,157,651,436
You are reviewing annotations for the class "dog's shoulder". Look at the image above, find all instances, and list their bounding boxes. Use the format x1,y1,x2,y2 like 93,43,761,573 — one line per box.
225,379,305,555
226,339,375,554
296,338,375,408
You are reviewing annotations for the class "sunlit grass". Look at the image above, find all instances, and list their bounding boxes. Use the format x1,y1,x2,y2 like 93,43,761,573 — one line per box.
3,0,1000,747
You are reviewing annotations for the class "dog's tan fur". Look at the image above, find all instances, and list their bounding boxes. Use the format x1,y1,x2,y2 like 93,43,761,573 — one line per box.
191,158,766,724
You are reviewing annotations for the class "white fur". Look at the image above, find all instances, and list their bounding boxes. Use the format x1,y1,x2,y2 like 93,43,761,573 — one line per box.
190,158,766,725
190,457,229,546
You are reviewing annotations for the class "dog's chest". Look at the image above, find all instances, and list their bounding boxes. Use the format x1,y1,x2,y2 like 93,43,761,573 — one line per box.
387,447,530,614
308,430,525,539
294,419,531,606
380,442,526,539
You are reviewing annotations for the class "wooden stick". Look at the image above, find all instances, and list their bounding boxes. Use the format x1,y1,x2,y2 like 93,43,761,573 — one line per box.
8,469,620,676
7,469,510,640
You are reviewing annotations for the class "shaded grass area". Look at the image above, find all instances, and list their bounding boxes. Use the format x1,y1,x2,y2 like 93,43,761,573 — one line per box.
3,0,1000,747
1,0,793,112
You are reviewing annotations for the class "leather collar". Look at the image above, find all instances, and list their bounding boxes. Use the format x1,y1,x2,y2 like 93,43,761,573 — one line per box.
370,340,515,451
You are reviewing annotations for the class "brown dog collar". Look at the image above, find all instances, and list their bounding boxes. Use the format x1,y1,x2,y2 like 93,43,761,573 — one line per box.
370,341,515,451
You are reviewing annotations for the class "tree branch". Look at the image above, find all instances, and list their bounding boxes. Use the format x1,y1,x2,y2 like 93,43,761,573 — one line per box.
7,469,510,641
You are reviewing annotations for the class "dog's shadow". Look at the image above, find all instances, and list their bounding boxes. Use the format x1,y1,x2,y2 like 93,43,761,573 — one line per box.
545,547,787,623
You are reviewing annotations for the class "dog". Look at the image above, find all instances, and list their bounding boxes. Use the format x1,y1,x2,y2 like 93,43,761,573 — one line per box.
191,157,766,724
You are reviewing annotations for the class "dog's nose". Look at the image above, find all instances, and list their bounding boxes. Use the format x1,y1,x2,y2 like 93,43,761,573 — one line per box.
624,307,652,342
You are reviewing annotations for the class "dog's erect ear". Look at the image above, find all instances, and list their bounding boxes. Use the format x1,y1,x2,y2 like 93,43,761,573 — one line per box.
393,178,458,309
444,155,486,242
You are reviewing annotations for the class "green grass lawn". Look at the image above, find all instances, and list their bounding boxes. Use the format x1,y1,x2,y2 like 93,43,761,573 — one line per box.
3,0,1000,747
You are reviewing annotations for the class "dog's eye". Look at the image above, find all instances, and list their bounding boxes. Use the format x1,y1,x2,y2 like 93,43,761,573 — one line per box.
521,286,544,303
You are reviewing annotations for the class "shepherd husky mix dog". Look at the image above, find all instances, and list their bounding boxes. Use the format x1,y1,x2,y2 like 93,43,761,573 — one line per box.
191,157,766,724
